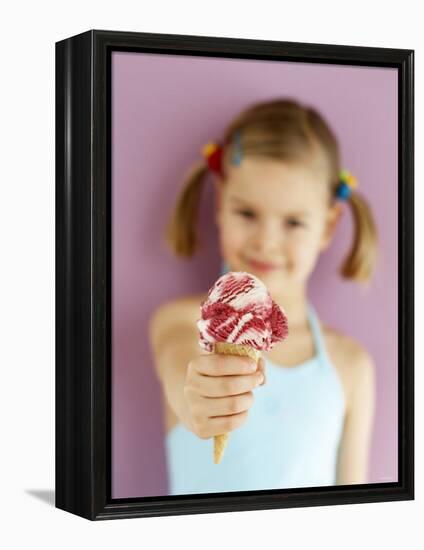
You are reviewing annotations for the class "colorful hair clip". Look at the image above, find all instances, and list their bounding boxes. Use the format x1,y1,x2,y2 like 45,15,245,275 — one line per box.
336,169,358,201
201,132,243,177
201,142,223,175
231,129,243,166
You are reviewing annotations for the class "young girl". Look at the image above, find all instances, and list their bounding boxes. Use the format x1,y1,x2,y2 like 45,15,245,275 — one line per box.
149,98,377,495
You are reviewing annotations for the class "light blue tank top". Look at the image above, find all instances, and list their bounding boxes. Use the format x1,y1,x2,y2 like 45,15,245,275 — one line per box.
165,302,346,495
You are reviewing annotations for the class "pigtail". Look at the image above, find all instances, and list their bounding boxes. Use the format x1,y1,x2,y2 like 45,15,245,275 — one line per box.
164,160,209,257
340,190,379,286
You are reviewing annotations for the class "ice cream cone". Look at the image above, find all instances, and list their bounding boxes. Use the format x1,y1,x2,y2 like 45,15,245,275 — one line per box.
213,341,261,464
196,271,289,465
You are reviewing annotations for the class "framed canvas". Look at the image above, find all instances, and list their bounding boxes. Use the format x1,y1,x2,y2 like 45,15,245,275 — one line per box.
55,29,414,521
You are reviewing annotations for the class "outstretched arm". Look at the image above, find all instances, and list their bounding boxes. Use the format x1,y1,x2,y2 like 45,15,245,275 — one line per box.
336,350,376,485
148,299,204,431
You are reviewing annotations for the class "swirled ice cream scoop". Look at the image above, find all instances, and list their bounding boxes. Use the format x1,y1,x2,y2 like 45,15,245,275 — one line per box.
197,271,289,352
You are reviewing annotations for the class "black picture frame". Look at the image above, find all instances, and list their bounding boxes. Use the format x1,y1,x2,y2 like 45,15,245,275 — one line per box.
55,29,414,521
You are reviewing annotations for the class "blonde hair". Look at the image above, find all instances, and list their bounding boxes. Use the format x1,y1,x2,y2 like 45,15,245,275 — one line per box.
165,98,378,285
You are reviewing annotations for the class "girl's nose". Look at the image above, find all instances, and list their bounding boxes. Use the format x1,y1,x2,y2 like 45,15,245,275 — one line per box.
252,221,283,254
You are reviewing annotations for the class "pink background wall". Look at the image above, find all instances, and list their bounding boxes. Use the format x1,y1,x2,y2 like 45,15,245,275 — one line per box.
111,51,398,498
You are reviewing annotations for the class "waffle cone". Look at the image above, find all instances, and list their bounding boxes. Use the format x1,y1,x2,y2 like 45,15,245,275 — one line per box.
212,342,261,464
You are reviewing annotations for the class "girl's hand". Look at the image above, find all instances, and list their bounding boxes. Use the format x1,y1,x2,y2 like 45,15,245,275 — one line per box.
183,354,265,439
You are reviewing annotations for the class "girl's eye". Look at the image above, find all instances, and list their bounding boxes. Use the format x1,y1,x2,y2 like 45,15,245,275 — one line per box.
236,210,255,219
287,219,303,228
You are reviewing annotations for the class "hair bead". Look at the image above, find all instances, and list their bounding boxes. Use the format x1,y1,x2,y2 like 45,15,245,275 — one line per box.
336,169,358,201
201,142,223,176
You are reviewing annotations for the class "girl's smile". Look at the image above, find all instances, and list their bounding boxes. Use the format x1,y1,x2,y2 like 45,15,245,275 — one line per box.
244,257,283,272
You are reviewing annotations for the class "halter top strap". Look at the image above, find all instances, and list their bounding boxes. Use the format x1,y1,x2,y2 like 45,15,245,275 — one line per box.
307,302,329,367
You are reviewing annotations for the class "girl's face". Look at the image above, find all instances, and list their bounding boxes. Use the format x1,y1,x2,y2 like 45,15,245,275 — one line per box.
214,157,342,297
